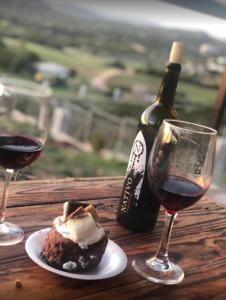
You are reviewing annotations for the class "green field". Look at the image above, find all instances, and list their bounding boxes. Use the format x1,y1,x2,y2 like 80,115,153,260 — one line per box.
3,37,218,109
108,73,217,106
3,37,107,79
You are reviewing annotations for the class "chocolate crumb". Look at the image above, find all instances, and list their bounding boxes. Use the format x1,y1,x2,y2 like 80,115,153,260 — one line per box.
15,279,22,288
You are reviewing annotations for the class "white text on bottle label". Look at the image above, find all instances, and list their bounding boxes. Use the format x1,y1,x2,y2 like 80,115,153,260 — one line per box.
120,131,146,213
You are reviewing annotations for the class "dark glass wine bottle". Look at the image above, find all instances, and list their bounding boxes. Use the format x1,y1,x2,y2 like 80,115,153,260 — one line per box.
117,42,184,232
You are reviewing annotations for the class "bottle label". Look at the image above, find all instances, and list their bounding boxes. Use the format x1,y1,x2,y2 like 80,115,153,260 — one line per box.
120,130,146,213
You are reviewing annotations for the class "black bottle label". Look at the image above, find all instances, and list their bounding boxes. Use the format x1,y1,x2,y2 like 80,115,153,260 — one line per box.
120,130,146,213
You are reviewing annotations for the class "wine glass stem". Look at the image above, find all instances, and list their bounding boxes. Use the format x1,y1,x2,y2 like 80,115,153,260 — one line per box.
0,169,14,224
154,211,177,267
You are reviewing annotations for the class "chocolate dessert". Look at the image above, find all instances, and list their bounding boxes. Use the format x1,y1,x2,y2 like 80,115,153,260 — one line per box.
42,202,108,272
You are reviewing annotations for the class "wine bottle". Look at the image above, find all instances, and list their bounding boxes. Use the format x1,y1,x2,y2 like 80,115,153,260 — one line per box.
117,41,184,232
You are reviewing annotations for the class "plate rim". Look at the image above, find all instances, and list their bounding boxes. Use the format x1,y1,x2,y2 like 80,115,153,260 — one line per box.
25,227,128,280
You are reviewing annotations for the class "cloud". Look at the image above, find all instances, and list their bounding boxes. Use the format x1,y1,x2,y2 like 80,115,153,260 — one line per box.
73,0,226,39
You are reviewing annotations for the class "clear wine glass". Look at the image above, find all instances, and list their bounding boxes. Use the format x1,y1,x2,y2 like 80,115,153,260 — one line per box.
132,119,217,284
0,84,46,245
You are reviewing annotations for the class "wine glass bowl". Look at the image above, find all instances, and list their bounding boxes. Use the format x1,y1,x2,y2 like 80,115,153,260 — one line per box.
0,132,43,170
132,119,217,284
149,120,216,214
0,84,46,246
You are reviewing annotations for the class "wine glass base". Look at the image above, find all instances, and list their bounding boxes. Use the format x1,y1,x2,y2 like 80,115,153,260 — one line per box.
0,222,24,246
132,255,184,285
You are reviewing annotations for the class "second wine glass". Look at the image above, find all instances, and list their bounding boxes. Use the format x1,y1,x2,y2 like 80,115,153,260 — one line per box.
132,119,217,284
0,84,46,246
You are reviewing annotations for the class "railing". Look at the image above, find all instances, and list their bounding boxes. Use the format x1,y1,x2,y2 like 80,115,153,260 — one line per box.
2,84,137,161
1,77,226,185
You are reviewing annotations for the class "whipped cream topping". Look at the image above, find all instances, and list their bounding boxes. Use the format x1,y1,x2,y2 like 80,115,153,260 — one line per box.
54,212,105,248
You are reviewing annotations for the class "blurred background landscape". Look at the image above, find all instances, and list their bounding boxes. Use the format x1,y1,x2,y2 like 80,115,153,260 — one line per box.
0,0,226,184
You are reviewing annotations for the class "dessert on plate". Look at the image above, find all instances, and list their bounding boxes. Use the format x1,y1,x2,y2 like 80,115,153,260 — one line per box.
41,201,108,272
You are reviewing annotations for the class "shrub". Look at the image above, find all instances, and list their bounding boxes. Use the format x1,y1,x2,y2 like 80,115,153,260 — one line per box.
0,38,40,75
9,49,40,74
107,60,126,70
90,132,106,152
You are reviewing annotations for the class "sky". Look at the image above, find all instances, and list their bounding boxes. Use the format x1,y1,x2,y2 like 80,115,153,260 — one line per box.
75,0,226,40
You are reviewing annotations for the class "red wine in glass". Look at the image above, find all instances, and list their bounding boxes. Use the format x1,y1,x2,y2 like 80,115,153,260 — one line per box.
0,133,43,170
151,176,205,215
0,132,45,246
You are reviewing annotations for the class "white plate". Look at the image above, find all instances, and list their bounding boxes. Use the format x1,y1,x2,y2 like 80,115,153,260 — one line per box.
25,228,127,280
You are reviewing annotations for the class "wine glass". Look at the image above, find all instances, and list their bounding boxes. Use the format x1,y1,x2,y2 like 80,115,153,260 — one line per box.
132,119,217,284
0,84,46,246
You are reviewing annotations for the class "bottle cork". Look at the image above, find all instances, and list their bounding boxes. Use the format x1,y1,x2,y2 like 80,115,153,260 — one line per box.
168,41,184,64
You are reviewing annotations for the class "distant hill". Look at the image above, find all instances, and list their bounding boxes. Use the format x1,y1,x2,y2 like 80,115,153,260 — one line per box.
0,0,225,66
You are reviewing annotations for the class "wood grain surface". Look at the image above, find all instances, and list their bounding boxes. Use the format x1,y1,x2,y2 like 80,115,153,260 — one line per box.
0,177,226,300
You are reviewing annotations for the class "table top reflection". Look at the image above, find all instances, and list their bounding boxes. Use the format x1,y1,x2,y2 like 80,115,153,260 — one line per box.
0,176,226,300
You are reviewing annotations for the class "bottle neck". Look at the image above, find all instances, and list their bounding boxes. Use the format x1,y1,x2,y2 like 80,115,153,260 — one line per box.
156,63,181,107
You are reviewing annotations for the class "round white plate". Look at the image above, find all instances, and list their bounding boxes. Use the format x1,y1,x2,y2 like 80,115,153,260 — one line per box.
25,228,127,280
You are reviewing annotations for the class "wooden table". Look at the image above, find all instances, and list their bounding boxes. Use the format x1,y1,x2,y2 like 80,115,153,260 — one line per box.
1,176,226,300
